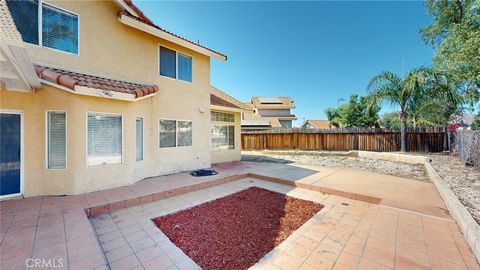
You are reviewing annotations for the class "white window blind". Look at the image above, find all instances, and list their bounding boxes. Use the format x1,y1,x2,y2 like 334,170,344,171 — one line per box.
42,3,79,54
87,113,122,166
47,111,66,169
136,117,143,161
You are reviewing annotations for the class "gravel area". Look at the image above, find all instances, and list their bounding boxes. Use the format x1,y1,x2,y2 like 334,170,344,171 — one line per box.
429,155,480,224
242,151,430,182
152,187,323,270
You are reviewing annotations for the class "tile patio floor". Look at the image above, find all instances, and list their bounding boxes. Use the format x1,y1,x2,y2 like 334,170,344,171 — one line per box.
0,161,479,270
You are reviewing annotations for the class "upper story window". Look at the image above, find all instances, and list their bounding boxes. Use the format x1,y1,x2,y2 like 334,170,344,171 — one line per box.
159,46,192,83
7,0,79,54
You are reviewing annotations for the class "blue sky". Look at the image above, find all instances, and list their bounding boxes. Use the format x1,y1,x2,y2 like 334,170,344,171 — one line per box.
136,1,434,126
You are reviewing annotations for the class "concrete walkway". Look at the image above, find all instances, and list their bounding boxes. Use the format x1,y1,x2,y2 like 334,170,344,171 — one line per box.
0,161,475,269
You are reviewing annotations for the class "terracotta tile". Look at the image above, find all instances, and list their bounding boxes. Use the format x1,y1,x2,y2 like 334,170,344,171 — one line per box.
102,237,128,252
136,245,165,263
368,229,396,244
361,244,394,269
395,246,430,270
69,254,106,270
462,256,480,270
125,198,140,208
272,252,304,270
427,244,465,267
108,201,126,213
357,258,391,270
304,245,341,269
142,253,174,270
285,236,319,260
105,246,133,263
334,252,360,269
109,254,140,270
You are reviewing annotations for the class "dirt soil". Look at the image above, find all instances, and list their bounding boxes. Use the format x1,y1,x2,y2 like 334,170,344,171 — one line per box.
152,187,323,270
429,155,480,224
242,151,430,182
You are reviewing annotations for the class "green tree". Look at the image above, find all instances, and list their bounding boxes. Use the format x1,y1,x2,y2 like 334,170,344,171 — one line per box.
367,68,432,152
324,94,380,128
472,114,480,130
379,112,405,128
420,0,480,106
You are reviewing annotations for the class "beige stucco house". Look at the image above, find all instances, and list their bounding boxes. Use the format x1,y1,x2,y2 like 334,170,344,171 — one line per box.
241,96,297,131
0,0,242,198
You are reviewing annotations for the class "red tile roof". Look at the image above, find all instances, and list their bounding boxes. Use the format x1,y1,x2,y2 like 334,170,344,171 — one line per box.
210,94,241,109
34,65,158,98
119,1,227,60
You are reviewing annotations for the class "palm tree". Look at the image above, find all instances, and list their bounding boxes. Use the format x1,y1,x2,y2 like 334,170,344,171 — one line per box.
367,67,432,152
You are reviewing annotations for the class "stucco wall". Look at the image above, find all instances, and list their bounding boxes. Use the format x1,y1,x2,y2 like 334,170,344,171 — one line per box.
211,110,241,164
0,0,215,196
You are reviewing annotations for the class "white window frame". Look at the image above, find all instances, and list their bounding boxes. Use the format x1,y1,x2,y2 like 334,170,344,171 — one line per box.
45,110,67,170
17,0,80,56
86,112,124,167
158,45,193,83
211,111,235,151
135,116,144,162
158,118,193,148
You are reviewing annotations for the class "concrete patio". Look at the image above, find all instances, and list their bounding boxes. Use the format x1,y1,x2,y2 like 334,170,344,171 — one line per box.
0,161,478,270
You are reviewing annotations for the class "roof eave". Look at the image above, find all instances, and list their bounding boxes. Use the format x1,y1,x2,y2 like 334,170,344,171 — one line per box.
118,14,227,61
210,104,243,113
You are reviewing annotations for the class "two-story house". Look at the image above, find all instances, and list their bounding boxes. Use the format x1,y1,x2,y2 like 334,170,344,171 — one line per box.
0,0,241,198
241,96,297,130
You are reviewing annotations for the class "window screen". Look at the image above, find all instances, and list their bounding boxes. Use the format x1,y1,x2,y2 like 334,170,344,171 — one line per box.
159,46,176,79
136,117,143,161
87,113,122,166
47,111,66,169
42,3,78,54
159,120,176,148
211,125,235,150
177,121,192,146
6,0,39,45
177,53,192,82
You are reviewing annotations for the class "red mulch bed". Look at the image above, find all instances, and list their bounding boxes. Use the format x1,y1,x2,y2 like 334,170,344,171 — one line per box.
152,187,323,270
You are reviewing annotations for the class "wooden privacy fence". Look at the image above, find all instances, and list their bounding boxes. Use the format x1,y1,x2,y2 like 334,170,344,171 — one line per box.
241,127,448,152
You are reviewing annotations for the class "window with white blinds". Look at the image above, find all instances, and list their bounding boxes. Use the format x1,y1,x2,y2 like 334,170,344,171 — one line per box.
42,3,78,54
87,113,122,166
6,0,78,54
136,117,143,162
47,111,66,169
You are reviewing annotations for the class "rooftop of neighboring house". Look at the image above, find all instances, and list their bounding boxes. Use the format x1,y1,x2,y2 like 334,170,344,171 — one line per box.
250,97,295,109
242,111,282,128
302,119,331,129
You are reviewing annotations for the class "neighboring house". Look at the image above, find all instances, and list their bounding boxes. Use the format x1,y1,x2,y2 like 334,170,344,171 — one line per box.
0,0,231,198
241,96,296,130
301,119,331,129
